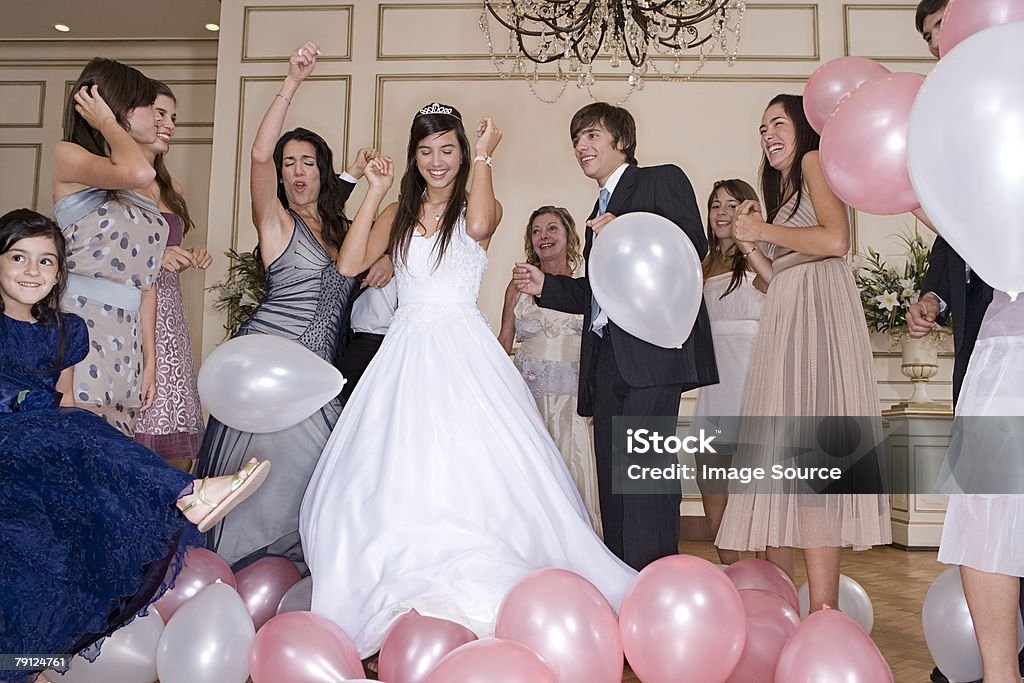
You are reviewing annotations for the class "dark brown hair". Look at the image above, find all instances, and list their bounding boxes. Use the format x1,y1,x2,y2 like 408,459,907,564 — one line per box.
703,179,760,298
915,0,948,33
150,81,195,234
760,94,820,223
569,102,638,165
523,206,582,272
62,58,156,157
388,103,471,268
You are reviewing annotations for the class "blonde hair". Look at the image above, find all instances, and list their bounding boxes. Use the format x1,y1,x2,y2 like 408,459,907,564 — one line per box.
523,206,582,272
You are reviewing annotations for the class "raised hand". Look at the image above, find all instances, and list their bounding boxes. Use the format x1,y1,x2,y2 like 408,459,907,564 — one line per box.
512,262,544,296
364,156,394,192
732,199,765,244
347,147,378,180
475,117,502,157
287,41,321,83
73,85,118,131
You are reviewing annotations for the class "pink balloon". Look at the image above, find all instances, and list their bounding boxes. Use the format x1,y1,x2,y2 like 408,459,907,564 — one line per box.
775,606,891,682
940,0,1024,57
820,72,924,215
727,590,801,683
235,556,301,630
620,555,746,683
152,547,236,621
803,57,891,133
423,638,556,683
495,569,623,683
724,559,799,612
249,611,364,683
378,610,478,683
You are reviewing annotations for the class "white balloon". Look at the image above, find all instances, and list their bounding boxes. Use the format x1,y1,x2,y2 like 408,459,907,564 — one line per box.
276,575,313,614
908,21,1024,296
922,567,1024,683
797,574,874,635
45,610,164,683
156,582,254,683
588,212,703,348
197,334,345,433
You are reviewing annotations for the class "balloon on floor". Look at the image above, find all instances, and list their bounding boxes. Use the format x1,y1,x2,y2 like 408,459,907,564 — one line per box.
797,573,874,634
776,606,891,682
379,610,478,683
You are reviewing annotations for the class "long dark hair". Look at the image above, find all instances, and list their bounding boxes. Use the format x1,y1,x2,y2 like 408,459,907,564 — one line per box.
63,57,156,156
760,94,820,223
272,127,349,251
703,179,760,298
0,209,70,369
150,80,195,234
523,206,582,272
388,103,471,268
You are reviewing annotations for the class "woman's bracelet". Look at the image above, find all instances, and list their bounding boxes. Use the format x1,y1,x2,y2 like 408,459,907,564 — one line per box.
275,93,291,105
742,245,758,257
473,154,493,167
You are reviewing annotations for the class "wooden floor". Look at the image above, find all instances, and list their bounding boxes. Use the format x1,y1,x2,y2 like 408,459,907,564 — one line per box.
620,541,947,683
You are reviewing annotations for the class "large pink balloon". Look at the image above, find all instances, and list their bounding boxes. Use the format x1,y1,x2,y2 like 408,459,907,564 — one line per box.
620,555,746,683
495,569,623,683
724,559,799,612
234,555,301,630
423,638,556,683
775,606,891,682
152,548,236,621
727,590,801,683
939,0,1024,56
249,611,364,682
803,57,891,133
820,72,924,215
378,610,478,683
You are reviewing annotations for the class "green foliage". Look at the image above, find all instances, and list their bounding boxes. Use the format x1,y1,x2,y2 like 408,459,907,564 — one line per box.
206,249,266,338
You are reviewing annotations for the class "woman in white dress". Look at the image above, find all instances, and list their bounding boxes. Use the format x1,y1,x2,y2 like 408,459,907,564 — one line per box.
299,104,635,657
936,290,1024,682
498,206,602,537
691,179,766,565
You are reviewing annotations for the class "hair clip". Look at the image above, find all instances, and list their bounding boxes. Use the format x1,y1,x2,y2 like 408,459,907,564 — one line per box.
417,102,460,120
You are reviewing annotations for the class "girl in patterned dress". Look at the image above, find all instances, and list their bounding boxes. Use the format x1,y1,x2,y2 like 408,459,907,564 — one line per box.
132,81,210,470
52,58,166,436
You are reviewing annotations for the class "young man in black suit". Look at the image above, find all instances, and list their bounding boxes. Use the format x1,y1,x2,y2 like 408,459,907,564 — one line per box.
906,4,1000,682
514,102,718,570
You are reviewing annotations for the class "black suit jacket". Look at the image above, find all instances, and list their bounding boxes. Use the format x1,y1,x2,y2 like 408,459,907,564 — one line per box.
538,164,718,415
921,235,992,403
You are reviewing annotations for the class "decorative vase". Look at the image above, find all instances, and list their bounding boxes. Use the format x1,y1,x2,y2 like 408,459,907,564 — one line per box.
898,331,941,405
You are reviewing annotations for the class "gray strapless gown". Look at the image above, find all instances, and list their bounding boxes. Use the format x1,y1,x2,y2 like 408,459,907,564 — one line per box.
196,213,356,566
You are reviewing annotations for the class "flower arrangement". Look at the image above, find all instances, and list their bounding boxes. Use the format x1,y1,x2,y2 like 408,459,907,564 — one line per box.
854,231,950,334
207,249,266,338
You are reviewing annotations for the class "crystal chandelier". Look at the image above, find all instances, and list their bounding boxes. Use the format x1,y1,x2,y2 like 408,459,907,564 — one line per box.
480,1,746,103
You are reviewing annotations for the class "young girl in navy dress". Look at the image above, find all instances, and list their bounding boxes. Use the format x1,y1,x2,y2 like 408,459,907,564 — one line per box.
0,209,269,682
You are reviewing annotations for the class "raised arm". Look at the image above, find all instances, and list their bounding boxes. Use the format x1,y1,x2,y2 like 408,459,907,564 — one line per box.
250,41,320,258
734,151,850,259
497,279,519,354
337,156,394,277
465,117,503,244
53,86,155,200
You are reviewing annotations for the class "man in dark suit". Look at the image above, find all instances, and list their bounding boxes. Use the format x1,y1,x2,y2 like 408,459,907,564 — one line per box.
513,102,718,570
907,7,999,683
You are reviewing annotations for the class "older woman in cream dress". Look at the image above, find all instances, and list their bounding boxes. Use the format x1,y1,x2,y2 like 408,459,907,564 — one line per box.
500,206,602,536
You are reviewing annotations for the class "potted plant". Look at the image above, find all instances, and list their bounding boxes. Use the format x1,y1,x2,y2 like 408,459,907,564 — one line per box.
207,248,266,338
855,231,950,405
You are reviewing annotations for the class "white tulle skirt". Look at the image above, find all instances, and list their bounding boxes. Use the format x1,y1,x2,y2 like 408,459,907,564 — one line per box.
298,300,635,656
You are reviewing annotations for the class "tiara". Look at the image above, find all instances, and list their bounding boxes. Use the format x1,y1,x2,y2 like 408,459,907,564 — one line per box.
417,102,461,120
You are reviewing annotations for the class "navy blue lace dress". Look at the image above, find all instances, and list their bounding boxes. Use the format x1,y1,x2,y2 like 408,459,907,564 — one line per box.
0,312,202,682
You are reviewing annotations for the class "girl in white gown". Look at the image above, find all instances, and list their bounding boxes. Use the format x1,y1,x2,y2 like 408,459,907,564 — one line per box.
936,289,1024,681
299,104,635,657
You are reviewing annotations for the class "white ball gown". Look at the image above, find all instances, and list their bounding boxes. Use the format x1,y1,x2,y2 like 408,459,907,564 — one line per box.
299,213,636,656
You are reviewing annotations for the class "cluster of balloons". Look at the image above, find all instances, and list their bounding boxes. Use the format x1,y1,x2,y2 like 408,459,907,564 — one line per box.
806,0,1024,294
198,335,345,433
45,552,891,683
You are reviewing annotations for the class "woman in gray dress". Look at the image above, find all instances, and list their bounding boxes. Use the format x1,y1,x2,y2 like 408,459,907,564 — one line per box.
196,41,359,566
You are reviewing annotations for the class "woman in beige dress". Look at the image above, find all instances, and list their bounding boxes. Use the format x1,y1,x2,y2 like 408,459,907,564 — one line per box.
716,94,890,614
499,206,602,536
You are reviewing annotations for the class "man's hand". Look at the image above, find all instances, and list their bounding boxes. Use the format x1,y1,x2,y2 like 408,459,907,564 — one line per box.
362,254,394,289
513,262,544,296
907,292,941,338
587,212,616,236
346,147,377,180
